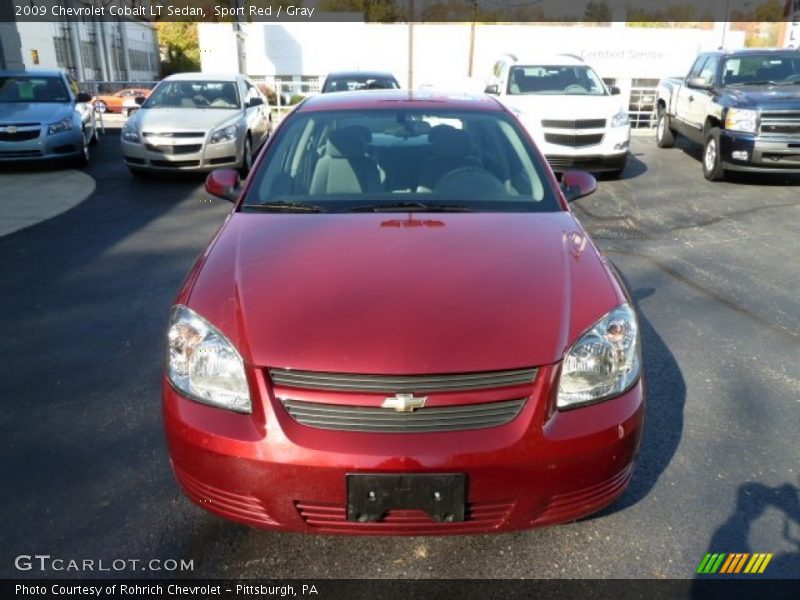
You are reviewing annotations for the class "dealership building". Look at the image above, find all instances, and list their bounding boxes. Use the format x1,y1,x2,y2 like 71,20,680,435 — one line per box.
0,15,159,83
198,21,748,128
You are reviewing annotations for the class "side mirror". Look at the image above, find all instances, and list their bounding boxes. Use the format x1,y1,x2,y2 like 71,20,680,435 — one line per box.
247,97,264,108
560,170,597,202
134,96,146,106
75,92,92,103
687,77,712,91
609,85,621,95
484,84,499,95
205,169,241,202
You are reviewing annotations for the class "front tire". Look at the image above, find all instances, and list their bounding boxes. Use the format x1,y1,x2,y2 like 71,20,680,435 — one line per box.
702,128,725,181
655,111,676,148
239,134,253,177
72,130,90,168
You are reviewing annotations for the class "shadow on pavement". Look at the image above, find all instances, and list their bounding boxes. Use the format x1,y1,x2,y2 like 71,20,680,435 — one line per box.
690,481,800,588
590,272,686,517
674,138,800,186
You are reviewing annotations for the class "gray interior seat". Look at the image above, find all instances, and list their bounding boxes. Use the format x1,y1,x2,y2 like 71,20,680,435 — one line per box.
309,126,382,194
416,125,482,191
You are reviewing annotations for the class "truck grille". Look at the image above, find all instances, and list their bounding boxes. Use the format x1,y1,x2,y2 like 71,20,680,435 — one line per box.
268,367,538,393
760,111,800,136
545,133,604,147
281,397,526,433
542,119,606,129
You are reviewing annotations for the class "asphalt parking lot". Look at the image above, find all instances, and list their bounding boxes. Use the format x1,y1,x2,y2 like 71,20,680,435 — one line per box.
0,128,798,579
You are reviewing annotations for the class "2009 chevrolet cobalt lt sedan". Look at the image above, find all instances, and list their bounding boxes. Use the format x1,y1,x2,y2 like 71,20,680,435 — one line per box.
164,90,644,534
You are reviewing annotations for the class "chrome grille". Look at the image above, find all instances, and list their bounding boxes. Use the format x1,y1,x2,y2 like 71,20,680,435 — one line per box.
142,131,206,138
268,367,538,393
542,119,606,129
760,111,800,136
281,398,526,432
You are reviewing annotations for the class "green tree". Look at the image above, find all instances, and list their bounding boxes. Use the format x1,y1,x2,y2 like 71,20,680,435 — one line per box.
156,22,200,76
584,1,612,21
318,0,403,22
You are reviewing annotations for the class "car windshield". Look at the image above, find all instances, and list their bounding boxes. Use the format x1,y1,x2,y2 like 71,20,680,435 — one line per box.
323,76,399,93
243,109,559,213
507,65,607,96
721,54,800,85
0,75,70,103
142,80,240,109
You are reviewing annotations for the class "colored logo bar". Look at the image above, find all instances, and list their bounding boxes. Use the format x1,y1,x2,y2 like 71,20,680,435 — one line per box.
696,553,773,574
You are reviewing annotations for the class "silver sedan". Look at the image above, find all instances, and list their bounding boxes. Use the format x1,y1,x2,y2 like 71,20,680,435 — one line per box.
121,72,272,176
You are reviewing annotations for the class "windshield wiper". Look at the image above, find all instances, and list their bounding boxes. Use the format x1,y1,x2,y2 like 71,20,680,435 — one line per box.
242,201,327,213
348,201,473,212
729,80,781,87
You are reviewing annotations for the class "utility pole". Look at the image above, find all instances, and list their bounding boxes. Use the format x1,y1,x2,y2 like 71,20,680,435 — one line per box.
408,0,414,89
720,0,732,49
468,0,478,77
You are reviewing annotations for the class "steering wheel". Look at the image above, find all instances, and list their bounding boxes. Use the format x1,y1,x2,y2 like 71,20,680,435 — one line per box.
564,85,587,94
435,166,507,197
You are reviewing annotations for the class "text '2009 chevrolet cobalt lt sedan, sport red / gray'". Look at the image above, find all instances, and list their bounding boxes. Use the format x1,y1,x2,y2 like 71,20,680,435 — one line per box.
164,90,644,535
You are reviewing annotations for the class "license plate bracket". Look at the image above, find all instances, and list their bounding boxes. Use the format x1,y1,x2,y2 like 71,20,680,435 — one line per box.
346,473,466,523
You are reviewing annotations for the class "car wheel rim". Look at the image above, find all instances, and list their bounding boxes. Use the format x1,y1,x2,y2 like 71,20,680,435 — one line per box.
245,139,252,170
657,116,665,140
704,139,716,172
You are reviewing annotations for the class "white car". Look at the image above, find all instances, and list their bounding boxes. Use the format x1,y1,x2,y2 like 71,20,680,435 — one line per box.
121,72,272,176
485,54,630,177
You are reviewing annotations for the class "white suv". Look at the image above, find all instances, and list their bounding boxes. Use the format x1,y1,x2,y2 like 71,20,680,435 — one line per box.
485,54,630,177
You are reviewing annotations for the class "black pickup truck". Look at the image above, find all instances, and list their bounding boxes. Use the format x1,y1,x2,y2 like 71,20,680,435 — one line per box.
655,49,800,181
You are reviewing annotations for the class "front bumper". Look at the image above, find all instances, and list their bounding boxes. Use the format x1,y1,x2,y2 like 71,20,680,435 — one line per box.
122,138,240,173
533,126,630,173
720,130,800,173
0,128,83,162
164,364,644,535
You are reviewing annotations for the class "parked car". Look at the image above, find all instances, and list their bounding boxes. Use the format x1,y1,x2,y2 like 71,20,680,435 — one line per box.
0,69,97,167
321,71,400,93
92,87,152,115
163,90,644,534
484,54,630,177
121,72,271,176
656,48,800,181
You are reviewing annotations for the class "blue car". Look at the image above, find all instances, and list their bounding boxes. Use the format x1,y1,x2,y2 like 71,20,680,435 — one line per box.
0,69,98,166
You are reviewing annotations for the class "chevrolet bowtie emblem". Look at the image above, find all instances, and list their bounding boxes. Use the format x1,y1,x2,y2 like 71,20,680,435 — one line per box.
4,126,18,134
382,393,427,412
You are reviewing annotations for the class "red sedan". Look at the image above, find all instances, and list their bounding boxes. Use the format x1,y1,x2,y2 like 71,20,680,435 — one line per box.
164,90,644,534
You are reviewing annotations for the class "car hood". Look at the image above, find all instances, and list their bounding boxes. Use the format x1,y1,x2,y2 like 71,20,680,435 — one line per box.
0,102,73,124
183,212,625,373
501,94,624,121
134,107,240,132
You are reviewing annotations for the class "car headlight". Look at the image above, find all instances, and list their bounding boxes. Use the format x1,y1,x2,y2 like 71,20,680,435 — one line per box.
48,118,73,135
557,303,640,410
725,108,758,133
121,123,140,143
167,305,251,413
610,108,630,128
209,124,238,144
